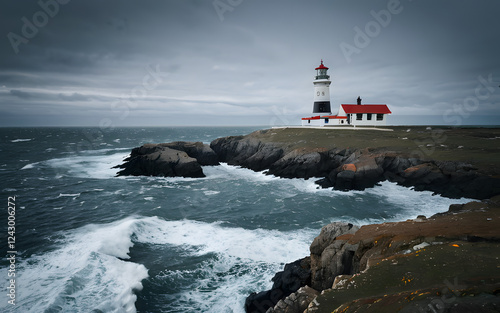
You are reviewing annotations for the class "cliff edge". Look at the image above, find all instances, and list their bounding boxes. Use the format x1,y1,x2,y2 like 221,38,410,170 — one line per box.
247,196,500,313
210,127,500,199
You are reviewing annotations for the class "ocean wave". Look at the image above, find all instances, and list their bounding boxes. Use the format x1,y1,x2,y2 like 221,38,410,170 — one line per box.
44,152,128,179
10,138,32,142
132,216,317,312
2,217,149,313
0,215,315,313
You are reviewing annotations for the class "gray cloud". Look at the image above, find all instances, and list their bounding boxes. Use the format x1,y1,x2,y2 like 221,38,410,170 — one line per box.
0,0,499,126
10,89,33,99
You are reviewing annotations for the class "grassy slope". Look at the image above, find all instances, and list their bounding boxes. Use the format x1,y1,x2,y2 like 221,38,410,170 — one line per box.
247,127,500,175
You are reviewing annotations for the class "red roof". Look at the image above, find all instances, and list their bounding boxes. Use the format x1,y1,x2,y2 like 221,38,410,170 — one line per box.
341,104,391,114
315,59,328,70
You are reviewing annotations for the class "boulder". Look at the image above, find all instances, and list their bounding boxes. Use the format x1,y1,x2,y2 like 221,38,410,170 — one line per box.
115,141,218,178
160,141,219,166
245,258,311,313
309,222,359,291
266,286,319,313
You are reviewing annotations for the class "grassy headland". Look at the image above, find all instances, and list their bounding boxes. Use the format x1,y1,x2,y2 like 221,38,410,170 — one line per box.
248,126,500,175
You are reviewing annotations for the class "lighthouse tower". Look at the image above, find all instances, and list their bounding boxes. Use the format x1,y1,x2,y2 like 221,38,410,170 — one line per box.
312,60,332,114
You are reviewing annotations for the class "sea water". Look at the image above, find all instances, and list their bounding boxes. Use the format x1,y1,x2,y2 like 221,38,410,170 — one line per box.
0,127,473,313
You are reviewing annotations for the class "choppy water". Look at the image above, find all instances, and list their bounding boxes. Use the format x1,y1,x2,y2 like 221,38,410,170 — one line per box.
0,127,472,312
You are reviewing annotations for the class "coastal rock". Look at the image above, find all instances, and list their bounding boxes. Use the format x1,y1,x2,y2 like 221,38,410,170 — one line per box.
115,141,218,178
160,141,219,166
245,258,311,313
266,286,319,313
268,149,331,179
209,128,500,199
309,223,360,291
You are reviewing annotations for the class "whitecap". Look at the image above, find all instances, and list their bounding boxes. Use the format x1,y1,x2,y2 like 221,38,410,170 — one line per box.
21,162,38,170
58,193,81,198
2,217,149,313
203,190,220,196
132,216,317,312
44,152,128,179
10,138,32,142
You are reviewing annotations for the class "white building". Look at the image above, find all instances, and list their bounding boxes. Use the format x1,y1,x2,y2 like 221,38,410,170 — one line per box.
301,60,391,127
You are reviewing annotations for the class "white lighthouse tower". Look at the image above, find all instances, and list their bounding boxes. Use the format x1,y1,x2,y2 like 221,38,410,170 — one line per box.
312,60,332,114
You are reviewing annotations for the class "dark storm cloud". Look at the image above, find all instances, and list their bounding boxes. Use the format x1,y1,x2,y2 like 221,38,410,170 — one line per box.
0,0,499,126
10,89,33,100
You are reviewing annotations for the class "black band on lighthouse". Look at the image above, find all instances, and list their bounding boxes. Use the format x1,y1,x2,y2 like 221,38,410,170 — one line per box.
313,101,331,113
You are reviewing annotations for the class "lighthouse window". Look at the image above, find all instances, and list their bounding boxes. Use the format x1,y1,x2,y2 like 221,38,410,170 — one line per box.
356,113,363,120
367,113,372,120
376,114,384,121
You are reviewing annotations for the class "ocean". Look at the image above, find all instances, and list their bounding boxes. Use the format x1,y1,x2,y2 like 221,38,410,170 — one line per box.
0,127,473,313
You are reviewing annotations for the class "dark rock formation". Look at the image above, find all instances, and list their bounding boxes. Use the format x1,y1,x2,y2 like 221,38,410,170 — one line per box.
244,257,311,313
266,286,319,313
210,133,500,200
309,222,360,290
114,141,219,178
250,197,500,313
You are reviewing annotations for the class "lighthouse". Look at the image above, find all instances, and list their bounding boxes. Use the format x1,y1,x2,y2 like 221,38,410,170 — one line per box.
312,60,332,114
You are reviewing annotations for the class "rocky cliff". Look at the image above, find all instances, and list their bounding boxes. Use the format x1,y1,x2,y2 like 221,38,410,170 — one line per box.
210,128,500,199
248,196,500,313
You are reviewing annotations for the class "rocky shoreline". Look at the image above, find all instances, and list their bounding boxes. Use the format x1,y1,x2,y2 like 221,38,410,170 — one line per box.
114,127,500,312
115,127,500,199
246,196,500,313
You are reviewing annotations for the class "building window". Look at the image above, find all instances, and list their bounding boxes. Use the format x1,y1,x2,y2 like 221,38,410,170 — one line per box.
376,114,384,121
356,113,363,120
367,113,372,120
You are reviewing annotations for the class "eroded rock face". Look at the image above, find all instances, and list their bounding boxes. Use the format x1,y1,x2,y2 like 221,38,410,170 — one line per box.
309,222,360,291
210,133,500,199
114,141,218,178
245,258,311,313
266,286,319,313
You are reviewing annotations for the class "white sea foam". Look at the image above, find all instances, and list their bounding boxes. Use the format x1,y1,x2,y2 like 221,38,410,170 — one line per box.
204,164,472,225
134,217,315,263
21,162,38,170
45,152,128,179
203,190,220,196
58,193,81,198
6,217,149,313
10,138,32,142
132,216,317,312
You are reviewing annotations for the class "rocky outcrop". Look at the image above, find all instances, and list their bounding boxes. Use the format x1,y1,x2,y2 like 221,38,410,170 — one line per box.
245,258,311,313
114,141,219,178
309,222,360,291
249,197,500,313
266,286,319,313
210,131,500,200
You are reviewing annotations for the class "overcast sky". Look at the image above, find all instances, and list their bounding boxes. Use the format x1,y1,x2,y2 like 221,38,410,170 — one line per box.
1,0,499,127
